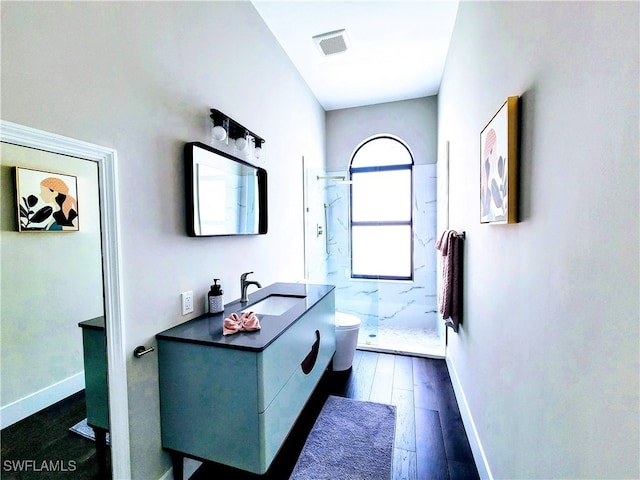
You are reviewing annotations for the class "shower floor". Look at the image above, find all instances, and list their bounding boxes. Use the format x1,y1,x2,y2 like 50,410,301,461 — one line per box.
357,319,445,358
336,300,446,358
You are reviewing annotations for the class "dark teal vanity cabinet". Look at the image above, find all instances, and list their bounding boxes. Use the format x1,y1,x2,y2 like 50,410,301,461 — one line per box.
78,317,109,475
156,283,335,479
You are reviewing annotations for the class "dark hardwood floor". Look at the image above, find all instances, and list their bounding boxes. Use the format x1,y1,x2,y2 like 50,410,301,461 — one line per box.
192,350,479,480
1,351,479,480
1,391,109,480
331,350,478,480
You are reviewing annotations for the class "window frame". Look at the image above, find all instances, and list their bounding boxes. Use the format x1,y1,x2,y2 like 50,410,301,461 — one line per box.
349,136,414,281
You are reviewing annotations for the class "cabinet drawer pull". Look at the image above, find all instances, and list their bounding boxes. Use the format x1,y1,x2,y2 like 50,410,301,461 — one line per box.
301,330,320,375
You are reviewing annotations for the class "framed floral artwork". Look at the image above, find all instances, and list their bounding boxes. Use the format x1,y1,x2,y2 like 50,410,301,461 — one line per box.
14,167,79,231
480,96,519,224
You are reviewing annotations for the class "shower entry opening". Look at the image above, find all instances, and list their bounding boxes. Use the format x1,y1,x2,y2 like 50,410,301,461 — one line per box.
304,137,445,358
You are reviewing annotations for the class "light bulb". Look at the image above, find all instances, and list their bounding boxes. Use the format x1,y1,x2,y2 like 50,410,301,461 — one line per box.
236,136,248,152
253,138,263,159
212,125,227,142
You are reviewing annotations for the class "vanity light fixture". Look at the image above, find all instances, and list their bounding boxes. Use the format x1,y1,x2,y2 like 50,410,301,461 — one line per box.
209,109,265,161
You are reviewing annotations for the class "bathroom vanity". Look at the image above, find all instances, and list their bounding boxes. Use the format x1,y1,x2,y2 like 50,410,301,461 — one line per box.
156,282,335,478
78,317,109,475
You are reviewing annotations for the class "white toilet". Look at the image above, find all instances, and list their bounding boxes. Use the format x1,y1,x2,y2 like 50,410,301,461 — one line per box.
333,312,361,371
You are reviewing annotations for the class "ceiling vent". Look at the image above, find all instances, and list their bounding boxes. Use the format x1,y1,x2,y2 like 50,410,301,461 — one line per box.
312,29,349,56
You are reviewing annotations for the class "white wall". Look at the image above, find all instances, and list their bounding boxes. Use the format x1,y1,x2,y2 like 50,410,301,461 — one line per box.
1,2,325,478
438,2,639,478
326,96,438,169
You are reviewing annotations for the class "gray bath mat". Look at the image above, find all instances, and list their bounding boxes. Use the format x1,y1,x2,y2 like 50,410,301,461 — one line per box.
69,418,110,445
290,395,396,479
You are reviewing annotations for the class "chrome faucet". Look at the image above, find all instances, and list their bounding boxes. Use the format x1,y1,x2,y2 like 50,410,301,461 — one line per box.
240,271,262,303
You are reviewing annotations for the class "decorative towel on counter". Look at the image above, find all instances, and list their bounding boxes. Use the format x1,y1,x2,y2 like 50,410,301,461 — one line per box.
435,230,464,332
222,311,261,336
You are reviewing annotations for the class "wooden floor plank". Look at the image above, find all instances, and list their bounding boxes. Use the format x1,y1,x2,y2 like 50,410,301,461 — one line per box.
430,364,476,468
391,388,416,453
393,354,414,391
393,448,417,480
440,413,477,467
432,359,459,416
413,356,441,411
376,352,396,372
346,350,378,400
449,459,481,480
369,353,395,404
415,407,449,480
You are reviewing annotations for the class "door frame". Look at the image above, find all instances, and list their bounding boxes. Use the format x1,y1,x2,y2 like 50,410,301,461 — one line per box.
0,120,131,478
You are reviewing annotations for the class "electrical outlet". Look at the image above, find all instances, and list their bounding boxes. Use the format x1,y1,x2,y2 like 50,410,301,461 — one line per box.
181,291,194,315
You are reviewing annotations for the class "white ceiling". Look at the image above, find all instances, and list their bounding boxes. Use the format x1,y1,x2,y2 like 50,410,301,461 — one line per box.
252,1,460,111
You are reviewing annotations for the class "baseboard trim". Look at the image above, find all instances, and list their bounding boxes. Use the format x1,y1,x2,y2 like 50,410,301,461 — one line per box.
1,372,85,429
158,468,173,480
158,458,201,480
445,355,493,480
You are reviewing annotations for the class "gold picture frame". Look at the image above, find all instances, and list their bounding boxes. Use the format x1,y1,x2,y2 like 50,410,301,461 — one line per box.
480,96,519,224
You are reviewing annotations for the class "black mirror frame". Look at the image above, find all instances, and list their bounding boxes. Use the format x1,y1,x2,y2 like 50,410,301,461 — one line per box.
184,142,268,237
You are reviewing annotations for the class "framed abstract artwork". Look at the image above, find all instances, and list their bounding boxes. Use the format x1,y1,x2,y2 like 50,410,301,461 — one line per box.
480,96,519,224
14,167,79,231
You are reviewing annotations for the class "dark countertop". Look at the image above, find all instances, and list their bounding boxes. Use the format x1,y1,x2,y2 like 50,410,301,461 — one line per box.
78,316,105,330
156,282,334,352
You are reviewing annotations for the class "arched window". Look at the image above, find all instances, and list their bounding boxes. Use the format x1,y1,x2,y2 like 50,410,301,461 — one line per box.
350,136,413,280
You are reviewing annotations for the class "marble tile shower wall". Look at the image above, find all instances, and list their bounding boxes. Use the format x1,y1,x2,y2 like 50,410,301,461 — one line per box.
322,165,442,352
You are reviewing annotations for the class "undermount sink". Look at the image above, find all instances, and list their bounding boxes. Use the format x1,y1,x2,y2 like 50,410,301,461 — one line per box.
241,294,306,316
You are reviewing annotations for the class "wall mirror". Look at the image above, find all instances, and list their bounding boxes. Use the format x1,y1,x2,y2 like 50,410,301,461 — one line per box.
185,142,267,237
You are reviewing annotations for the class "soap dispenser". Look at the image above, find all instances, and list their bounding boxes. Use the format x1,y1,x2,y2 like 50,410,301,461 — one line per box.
208,279,224,314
